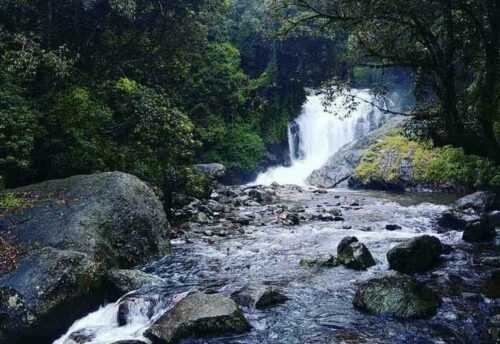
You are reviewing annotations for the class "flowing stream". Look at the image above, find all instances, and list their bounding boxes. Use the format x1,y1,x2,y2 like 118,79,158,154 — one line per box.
254,89,386,186
55,89,498,344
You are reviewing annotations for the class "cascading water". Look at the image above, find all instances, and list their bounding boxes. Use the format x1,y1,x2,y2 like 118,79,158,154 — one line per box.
254,89,386,186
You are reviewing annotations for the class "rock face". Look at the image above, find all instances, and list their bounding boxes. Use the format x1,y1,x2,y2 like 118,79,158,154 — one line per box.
231,284,288,309
337,236,376,270
387,236,443,273
307,116,409,188
353,273,441,319
0,172,170,343
145,292,250,344
437,191,497,231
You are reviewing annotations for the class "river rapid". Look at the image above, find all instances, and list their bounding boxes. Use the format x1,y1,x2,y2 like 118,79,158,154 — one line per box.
56,186,500,344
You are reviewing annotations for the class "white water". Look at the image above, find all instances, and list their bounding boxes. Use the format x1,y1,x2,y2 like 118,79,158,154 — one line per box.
54,292,189,344
254,89,385,186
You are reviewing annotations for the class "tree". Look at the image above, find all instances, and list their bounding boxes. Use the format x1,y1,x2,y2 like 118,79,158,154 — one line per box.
275,0,500,161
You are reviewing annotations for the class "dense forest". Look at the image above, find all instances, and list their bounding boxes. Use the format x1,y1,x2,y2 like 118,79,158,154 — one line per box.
0,0,499,199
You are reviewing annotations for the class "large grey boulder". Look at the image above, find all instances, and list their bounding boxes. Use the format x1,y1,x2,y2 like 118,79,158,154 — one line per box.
307,116,409,188
337,236,376,270
145,292,250,344
0,248,102,343
387,235,443,273
353,273,441,319
0,172,170,343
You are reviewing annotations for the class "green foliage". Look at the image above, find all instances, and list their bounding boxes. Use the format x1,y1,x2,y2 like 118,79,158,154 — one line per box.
204,123,265,172
0,78,38,187
356,135,500,189
39,87,112,177
106,78,196,184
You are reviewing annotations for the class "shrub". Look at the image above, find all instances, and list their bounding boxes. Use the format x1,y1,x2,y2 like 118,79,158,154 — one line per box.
356,135,499,190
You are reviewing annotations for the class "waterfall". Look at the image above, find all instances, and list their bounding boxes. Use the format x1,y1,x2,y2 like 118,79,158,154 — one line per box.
254,89,386,186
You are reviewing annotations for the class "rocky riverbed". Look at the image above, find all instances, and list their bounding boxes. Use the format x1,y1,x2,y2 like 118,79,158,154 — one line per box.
55,183,500,344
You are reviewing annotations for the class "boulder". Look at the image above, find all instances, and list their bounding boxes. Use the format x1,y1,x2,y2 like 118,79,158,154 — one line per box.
0,248,102,343
105,269,164,298
0,172,169,266
0,172,170,342
437,191,497,231
193,163,226,180
353,273,441,319
337,236,376,270
387,235,442,273
483,270,500,299
462,218,496,242
145,292,250,344
231,284,288,309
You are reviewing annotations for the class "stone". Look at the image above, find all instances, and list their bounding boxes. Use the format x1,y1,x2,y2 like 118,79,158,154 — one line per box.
437,191,497,231
0,172,169,342
387,235,442,273
193,163,226,180
353,273,441,319
231,284,288,309
483,270,500,299
117,295,158,326
299,255,340,268
462,218,496,242
105,269,164,298
337,237,376,270
145,292,250,344
385,224,402,231
0,248,102,343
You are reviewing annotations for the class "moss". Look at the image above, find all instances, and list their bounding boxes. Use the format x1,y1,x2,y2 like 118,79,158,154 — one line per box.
356,135,500,189
0,193,31,211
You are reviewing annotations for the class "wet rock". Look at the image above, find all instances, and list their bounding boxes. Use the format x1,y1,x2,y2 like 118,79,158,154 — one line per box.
145,292,250,344
454,191,496,213
480,257,500,267
0,172,169,342
483,270,500,299
279,212,300,226
65,329,95,343
231,284,288,309
0,248,102,343
353,273,441,319
193,163,226,180
462,218,496,242
387,235,442,273
118,295,158,326
488,211,500,226
385,224,402,231
437,191,496,231
105,269,164,298
337,236,376,270
299,255,340,268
